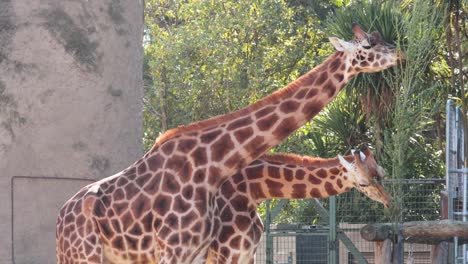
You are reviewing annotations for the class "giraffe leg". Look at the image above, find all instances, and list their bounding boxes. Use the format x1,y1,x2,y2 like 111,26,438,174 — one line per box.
57,217,103,263
56,194,103,264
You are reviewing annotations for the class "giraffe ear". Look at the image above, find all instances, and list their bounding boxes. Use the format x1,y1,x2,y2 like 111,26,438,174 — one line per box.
376,165,386,180
359,151,366,161
338,155,354,172
329,37,353,52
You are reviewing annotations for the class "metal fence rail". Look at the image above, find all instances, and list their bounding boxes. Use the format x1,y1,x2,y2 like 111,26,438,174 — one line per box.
257,178,445,263
446,99,467,263
256,100,466,263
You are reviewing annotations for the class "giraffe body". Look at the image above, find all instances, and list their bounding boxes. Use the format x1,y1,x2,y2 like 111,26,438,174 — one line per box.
56,24,400,264
208,148,391,263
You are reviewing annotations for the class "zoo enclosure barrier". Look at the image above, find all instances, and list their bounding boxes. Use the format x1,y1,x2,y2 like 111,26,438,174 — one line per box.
446,99,468,263
256,178,445,264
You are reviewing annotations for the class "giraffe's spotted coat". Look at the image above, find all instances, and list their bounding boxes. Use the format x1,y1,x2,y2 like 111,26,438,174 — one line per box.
208,151,391,263
56,23,398,264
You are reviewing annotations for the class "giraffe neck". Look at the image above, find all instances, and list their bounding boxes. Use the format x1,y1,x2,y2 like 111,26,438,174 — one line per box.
241,153,356,205
149,52,352,188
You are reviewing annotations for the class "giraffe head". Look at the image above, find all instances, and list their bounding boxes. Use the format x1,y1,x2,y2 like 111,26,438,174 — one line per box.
329,23,403,73
338,145,391,208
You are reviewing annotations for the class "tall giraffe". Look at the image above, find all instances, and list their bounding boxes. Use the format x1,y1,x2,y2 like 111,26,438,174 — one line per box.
208,146,391,264
56,24,401,264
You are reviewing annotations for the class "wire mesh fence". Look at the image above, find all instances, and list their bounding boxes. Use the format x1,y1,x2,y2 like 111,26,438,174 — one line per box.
256,225,329,264
255,178,445,263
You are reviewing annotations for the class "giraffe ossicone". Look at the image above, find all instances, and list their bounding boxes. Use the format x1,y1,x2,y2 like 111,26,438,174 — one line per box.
208,148,391,263
56,23,401,264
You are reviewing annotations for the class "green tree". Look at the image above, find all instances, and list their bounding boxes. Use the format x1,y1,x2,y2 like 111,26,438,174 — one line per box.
143,0,459,224
143,0,333,150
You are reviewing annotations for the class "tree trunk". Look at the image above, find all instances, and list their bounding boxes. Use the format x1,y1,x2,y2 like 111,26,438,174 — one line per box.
361,220,468,244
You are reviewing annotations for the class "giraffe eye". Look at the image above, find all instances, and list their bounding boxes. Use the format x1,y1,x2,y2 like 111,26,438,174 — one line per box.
362,45,371,49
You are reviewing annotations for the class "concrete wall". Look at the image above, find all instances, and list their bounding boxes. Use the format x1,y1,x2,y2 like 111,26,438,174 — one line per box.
0,0,144,263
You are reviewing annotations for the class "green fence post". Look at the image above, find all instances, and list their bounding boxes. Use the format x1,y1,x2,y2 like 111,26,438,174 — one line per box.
328,196,337,264
265,200,273,264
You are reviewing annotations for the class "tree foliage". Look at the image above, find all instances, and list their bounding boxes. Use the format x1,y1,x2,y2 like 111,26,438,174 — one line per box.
143,0,466,224
143,0,332,149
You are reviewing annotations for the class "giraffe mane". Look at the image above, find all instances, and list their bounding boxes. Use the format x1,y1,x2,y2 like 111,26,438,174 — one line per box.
151,52,343,150
261,152,354,167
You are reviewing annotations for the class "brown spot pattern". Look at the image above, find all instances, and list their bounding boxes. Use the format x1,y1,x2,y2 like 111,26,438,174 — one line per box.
291,184,307,198
329,58,341,72
302,73,316,86
324,81,336,98
315,71,328,86
295,89,307,99
334,73,344,82
147,154,164,171
306,88,319,99
161,173,181,193
143,174,161,194
227,117,253,130
193,169,206,183
233,127,254,144
208,166,222,185
173,195,191,213
244,136,268,158
220,181,235,199
325,182,338,196
177,139,197,153
219,226,235,243
279,100,300,114
211,134,234,162
257,114,279,131
245,165,264,180
200,130,222,144
310,188,321,197
308,174,322,184
182,185,194,200
283,168,294,181
131,194,150,219
231,195,249,211
220,206,233,221
296,169,306,180
265,179,284,197
302,101,324,119
234,215,251,231
267,166,281,179
153,194,172,216
191,147,207,166
315,168,327,179
250,182,266,200
224,152,243,170
272,117,296,140
255,106,276,119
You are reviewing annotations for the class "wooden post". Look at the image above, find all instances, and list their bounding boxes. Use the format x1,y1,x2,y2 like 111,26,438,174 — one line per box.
375,239,392,264
431,191,449,264
361,220,468,264
361,220,468,245
431,243,448,264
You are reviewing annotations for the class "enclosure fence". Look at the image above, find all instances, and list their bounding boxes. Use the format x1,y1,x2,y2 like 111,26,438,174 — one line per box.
255,99,466,264
256,178,445,264
446,99,468,263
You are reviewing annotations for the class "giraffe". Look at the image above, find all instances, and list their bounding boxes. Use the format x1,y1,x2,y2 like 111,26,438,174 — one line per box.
56,23,401,264
207,146,391,264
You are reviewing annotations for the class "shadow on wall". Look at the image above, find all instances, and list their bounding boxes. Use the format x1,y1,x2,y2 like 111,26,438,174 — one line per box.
11,176,94,264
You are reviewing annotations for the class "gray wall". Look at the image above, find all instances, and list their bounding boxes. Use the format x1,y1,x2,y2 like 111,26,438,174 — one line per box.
0,1,144,263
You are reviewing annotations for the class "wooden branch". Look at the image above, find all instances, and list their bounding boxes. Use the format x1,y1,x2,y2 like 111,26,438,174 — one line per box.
361,220,468,245
360,223,393,241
